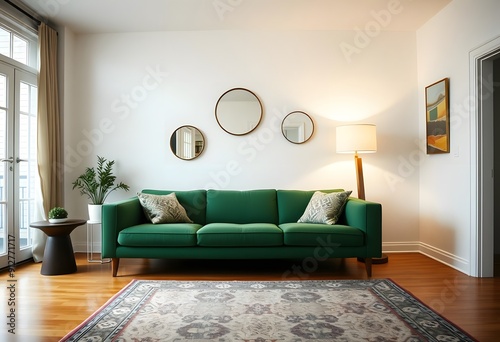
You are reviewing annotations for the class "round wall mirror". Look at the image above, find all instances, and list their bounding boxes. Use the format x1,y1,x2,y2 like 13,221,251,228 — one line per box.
215,88,263,135
281,111,314,144
170,125,205,160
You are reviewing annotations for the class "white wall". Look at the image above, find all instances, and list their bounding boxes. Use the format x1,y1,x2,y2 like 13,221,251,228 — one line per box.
417,0,500,273
61,28,421,254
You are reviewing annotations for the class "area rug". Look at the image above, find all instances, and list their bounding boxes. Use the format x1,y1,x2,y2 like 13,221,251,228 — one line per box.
61,279,476,341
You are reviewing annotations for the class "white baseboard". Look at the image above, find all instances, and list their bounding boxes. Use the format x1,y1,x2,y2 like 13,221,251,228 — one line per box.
382,241,420,253
71,241,471,275
73,242,98,253
382,241,470,275
418,242,469,274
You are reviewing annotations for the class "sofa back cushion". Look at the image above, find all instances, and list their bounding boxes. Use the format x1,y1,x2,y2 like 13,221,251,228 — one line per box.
206,189,278,224
277,189,345,224
141,189,207,225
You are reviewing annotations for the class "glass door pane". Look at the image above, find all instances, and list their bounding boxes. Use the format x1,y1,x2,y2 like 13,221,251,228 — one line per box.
15,70,37,259
0,63,14,264
0,74,6,255
0,62,37,267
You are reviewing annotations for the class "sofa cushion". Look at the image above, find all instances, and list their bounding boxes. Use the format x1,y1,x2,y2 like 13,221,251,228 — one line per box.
206,189,278,224
298,190,352,225
141,189,207,225
138,192,193,224
280,223,364,247
197,223,283,247
277,189,344,224
117,223,202,247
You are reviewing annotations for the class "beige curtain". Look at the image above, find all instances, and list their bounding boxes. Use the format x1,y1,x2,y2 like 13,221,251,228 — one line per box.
33,23,62,262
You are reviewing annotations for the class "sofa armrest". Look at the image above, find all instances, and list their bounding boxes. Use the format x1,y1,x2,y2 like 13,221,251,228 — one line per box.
102,197,144,258
343,198,382,257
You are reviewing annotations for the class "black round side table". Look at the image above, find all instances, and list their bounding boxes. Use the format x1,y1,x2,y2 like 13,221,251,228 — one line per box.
30,219,86,276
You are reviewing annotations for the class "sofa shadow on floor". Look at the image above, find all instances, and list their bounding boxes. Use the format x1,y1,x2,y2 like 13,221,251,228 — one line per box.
107,257,375,280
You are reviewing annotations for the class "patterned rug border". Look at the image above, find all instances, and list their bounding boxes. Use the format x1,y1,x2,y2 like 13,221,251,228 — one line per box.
61,278,477,342
61,279,137,341
386,278,478,342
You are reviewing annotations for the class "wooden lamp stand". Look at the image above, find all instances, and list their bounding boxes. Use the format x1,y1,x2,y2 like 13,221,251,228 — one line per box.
355,153,388,264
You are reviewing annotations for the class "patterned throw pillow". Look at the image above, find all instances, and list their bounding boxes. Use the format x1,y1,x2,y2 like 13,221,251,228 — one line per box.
137,192,193,224
297,190,352,225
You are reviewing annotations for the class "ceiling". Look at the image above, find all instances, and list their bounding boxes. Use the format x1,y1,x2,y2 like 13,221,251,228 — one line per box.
18,0,452,34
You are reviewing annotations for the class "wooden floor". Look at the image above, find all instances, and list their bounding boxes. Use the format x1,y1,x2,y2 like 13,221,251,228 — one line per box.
1,253,500,341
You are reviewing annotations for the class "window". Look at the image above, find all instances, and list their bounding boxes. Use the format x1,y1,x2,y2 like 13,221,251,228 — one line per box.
181,127,194,159
0,25,32,67
0,4,38,70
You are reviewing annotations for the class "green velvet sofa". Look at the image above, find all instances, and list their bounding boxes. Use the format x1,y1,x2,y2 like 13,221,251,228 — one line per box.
102,189,382,277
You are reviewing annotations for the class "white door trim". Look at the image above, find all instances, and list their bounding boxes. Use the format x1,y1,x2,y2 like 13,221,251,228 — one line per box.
469,35,500,277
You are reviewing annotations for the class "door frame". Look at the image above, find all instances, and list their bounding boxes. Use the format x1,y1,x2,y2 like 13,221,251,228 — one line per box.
469,36,500,277
0,60,38,268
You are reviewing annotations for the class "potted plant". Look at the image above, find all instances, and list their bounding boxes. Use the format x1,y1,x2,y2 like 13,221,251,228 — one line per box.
72,156,130,223
48,207,68,223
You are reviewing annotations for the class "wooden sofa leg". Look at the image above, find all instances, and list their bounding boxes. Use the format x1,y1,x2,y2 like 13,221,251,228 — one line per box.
112,258,120,277
364,257,372,277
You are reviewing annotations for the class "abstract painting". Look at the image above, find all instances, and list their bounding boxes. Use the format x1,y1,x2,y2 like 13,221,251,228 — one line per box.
425,78,450,154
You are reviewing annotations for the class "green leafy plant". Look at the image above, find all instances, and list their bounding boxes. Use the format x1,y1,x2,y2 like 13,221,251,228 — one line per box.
72,156,130,204
48,207,68,219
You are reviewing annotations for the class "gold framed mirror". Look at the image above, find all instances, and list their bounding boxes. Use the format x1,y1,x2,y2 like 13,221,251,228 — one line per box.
170,125,205,160
281,111,314,144
215,88,263,136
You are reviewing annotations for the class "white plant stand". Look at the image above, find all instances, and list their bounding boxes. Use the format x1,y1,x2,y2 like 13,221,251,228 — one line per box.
87,220,111,263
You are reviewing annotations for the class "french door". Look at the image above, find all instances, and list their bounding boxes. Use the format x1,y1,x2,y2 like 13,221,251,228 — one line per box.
0,60,38,268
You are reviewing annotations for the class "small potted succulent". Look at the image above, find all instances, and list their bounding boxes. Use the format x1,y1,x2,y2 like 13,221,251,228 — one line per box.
48,207,68,223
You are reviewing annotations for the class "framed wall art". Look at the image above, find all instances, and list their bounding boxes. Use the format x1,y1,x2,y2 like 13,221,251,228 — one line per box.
425,78,450,154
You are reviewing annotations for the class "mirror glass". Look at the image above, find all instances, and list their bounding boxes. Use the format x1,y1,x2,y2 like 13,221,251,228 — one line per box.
215,88,263,135
170,125,205,160
281,111,314,144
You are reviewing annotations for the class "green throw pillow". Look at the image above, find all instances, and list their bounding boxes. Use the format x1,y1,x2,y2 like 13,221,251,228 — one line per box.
137,192,193,224
297,190,352,225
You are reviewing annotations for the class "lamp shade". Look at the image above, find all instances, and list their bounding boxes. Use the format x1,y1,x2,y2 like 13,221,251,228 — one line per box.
336,124,377,153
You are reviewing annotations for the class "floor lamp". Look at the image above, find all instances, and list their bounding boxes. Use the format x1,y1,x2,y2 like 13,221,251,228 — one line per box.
336,124,388,264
